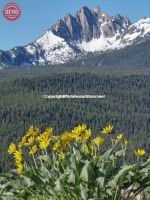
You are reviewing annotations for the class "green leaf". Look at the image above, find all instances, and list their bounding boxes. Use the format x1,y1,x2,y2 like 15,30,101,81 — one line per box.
68,170,75,184
80,184,88,200
70,154,77,170
54,179,63,192
115,150,125,157
107,180,116,188
96,177,105,188
114,165,134,184
80,160,90,182
101,148,113,160
106,188,112,196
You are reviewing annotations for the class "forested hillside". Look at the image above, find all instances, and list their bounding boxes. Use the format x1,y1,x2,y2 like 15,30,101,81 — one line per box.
0,71,150,171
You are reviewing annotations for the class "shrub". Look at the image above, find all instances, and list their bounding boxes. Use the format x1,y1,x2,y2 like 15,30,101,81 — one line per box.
0,124,150,200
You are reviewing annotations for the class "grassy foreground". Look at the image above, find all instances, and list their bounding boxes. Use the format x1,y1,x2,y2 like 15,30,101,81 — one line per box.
0,124,150,200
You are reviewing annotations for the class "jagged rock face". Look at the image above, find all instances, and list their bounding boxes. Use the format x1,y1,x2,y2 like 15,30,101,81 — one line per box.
51,6,101,42
112,14,131,33
76,7,100,42
51,6,131,41
92,5,102,18
64,14,81,41
100,13,115,37
51,19,72,41
0,5,150,67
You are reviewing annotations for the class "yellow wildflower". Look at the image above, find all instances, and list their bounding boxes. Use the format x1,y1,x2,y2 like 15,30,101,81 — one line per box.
93,137,105,145
71,124,92,142
16,162,23,174
45,128,53,136
18,136,27,148
116,134,123,141
39,139,50,149
24,136,34,146
71,124,87,139
74,124,87,132
80,129,92,141
38,131,51,140
60,132,72,144
52,140,61,151
101,124,113,135
29,145,38,155
14,150,23,162
8,143,16,154
26,126,40,137
14,150,23,174
38,133,51,149
134,149,146,157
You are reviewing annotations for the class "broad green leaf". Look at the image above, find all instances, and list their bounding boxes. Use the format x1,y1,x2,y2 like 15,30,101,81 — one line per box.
96,177,105,188
68,170,75,184
80,160,90,182
80,184,88,200
107,180,116,188
106,188,112,196
114,165,134,184
54,179,63,192
115,150,125,157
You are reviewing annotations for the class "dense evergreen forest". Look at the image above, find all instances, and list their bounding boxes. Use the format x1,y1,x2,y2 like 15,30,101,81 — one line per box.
0,67,150,171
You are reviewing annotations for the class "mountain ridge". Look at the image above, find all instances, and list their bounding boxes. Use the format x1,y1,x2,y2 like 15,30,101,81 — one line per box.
0,5,150,67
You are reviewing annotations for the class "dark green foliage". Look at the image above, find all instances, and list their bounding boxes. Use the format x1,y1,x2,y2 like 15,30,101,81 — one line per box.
0,70,150,171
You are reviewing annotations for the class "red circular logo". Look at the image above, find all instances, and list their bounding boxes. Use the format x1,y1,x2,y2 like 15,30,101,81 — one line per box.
3,2,21,21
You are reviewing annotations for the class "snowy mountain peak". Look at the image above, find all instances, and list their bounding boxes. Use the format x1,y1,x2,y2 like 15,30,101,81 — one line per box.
0,6,150,67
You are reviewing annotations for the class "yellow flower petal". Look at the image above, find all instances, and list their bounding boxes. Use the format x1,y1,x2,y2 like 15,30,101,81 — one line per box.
14,150,23,162
8,143,16,154
60,132,72,144
18,136,27,148
29,145,38,155
52,140,61,151
134,149,146,157
93,137,105,145
101,124,113,135
16,163,23,174
26,126,40,137
116,134,123,141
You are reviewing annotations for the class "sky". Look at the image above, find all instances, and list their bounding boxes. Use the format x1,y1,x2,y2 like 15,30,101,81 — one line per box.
0,0,150,50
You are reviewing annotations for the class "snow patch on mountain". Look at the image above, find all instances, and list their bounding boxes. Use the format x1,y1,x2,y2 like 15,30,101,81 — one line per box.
124,18,150,42
133,18,150,34
34,31,76,64
78,33,122,52
25,45,36,55
36,30,64,48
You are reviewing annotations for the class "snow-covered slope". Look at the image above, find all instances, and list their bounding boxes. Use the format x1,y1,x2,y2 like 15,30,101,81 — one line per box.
77,18,150,52
121,18,150,45
29,31,76,64
0,6,150,67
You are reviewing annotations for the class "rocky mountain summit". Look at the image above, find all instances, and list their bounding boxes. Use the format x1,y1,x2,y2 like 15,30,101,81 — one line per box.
0,5,150,67
51,6,131,41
